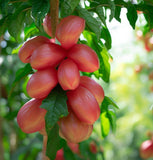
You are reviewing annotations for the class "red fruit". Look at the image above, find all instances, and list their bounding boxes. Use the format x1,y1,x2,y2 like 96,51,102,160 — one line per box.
18,36,50,63
149,72,153,80
68,44,99,72
80,76,104,105
137,10,143,14
27,68,58,99
134,65,143,73
56,15,85,49
43,14,52,37
67,142,80,154
144,33,153,52
58,59,80,90
17,99,47,133
140,140,153,159
55,148,65,160
67,86,100,124
150,85,153,92
89,141,98,153
59,111,93,143
30,43,66,70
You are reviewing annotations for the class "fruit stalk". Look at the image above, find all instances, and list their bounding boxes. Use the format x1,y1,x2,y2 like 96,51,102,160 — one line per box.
42,135,50,160
49,0,59,38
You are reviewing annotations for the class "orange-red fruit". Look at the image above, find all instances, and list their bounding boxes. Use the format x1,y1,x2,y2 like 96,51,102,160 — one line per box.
59,111,93,143
140,140,153,159
43,14,52,37
55,148,65,160
80,76,104,105
30,43,66,70
68,44,99,72
56,15,85,49
17,99,47,133
67,142,80,154
67,86,100,124
27,68,58,99
89,141,98,153
58,59,80,90
18,36,50,63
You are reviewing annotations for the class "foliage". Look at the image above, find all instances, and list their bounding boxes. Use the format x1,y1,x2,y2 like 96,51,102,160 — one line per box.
0,0,153,160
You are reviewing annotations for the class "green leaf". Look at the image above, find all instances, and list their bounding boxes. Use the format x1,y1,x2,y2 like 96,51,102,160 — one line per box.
101,26,112,49
24,23,39,40
143,5,153,29
76,6,102,39
108,0,115,22
96,6,107,26
100,112,110,137
8,12,25,41
126,5,138,29
4,110,18,120
7,3,31,41
0,17,7,36
83,30,110,82
107,110,117,132
100,96,118,137
98,47,110,82
0,0,10,15
30,0,49,31
114,6,121,22
12,44,22,54
41,86,68,159
46,124,62,160
101,96,119,112
41,86,68,130
8,64,33,98
61,0,80,17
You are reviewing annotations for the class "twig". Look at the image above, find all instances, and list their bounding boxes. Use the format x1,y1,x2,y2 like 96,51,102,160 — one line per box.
49,0,59,38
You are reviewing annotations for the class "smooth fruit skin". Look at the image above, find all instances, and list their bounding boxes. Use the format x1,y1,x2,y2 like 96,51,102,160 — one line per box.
59,111,93,143
43,14,52,37
27,68,58,99
80,76,104,105
55,148,65,160
57,59,80,90
89,141,98,153
140,140,153,159
17,99,47,133
67,86,100,124
68,44,99,72
30,43,66,70
56,15,85,49
18,36,50,63
67,142,80,154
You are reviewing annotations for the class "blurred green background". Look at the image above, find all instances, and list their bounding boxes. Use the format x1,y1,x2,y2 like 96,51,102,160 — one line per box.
0,9,153,160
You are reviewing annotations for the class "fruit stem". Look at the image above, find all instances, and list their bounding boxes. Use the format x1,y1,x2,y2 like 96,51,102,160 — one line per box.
49,0,59,38
42,135,50,160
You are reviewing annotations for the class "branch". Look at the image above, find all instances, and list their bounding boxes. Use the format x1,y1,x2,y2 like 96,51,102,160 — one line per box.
42,136,50,160
49,0,59,38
